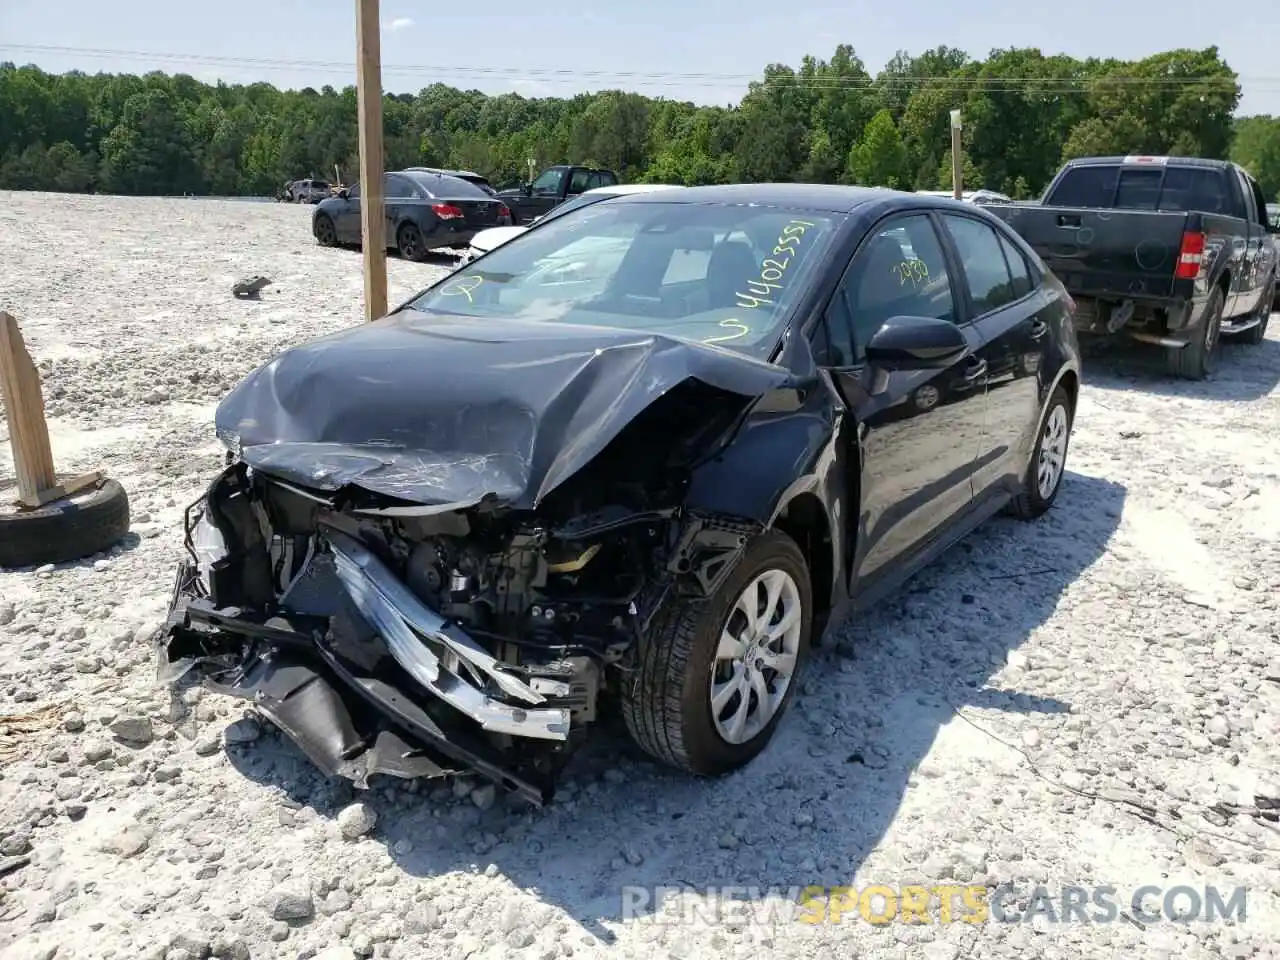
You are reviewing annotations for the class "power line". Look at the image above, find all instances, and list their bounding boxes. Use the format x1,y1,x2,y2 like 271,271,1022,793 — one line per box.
2,43,1278,94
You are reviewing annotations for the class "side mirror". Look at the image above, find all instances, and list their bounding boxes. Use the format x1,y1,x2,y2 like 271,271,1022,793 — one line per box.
337,188,349,200
865,315,969,369
522,184,533,196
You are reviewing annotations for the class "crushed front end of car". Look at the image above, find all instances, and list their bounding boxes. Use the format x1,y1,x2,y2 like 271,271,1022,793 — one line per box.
156,312,795,804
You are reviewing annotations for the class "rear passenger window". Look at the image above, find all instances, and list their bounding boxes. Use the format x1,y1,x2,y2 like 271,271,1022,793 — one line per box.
941,214,1016,315
568,169,591,194
998,234,1033,299
1047,166,1118,207
1157,167,1233,214
1114,169,1163,210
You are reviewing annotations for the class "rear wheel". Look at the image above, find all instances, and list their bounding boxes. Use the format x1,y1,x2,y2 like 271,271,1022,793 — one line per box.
622,530,811,775
1165,286,1223,380
396,222,429,262
314,213,337,247
1009,385,1072,521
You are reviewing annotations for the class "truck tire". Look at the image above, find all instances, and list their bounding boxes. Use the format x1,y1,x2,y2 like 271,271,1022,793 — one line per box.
1165,286,1223,380
1229,279,1273,346
621,530,811,776
0,478,131,569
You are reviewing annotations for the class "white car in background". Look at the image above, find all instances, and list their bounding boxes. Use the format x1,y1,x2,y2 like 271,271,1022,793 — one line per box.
459,183,684,264
914,188,1013,205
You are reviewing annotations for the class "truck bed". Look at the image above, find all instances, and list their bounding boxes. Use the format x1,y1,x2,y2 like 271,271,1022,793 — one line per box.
987,204,1192,305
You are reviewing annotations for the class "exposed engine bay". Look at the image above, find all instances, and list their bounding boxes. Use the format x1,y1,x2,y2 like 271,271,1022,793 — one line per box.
158,381,764,805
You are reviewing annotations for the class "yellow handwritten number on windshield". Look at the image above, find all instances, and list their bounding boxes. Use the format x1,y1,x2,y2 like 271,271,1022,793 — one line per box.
703,318,751,344
736,219,817,309
439,275,484,303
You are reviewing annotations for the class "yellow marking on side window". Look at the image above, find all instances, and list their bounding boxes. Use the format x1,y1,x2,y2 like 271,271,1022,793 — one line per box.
892,259,929,287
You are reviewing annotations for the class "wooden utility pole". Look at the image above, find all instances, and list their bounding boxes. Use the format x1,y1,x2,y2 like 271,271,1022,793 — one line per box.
950,109,964,201
355,0,387,321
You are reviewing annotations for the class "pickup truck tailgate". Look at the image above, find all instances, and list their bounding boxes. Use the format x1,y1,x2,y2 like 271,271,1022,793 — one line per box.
991,205,1189,301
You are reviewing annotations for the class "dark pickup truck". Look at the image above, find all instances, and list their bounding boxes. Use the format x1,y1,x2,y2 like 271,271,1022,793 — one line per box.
989,156,1278,379
496,164,619,224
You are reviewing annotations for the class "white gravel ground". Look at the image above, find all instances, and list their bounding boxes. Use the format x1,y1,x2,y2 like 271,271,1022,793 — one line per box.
1,192,1279,960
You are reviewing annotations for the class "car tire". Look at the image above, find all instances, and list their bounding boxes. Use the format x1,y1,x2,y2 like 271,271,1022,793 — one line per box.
314,213,338,247
622,530,811,776
1008,385,1073,521
1228,278,1273,346
1165,286,1224,380
912,383,941,412
0,477,131,569
396,222,430,262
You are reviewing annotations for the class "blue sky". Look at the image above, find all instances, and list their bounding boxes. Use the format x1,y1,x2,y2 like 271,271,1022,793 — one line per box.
2,0,1278,116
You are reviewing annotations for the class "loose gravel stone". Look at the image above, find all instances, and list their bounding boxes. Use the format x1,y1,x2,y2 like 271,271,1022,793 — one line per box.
337,802,377,839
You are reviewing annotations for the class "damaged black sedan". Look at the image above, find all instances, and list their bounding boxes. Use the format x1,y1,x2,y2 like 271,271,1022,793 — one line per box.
159,184,1081,805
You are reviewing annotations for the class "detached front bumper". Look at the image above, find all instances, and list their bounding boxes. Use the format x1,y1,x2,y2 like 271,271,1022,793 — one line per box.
157,516,578,806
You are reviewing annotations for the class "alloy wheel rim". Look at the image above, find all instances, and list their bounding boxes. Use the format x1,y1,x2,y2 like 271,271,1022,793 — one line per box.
709,569,802,745
1036,404,1068,500
401,227,420,258
915,385,940,410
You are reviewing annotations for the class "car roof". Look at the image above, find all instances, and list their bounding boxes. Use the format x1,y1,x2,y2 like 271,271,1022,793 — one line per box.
404,166,488,179
614,182,933,213
1063,155,1237,171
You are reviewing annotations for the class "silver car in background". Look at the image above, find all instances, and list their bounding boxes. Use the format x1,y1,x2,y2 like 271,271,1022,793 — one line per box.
458,183,685,264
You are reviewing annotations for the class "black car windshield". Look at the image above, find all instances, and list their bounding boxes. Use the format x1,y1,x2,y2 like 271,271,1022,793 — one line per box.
406,173,491,200
407,200,842,358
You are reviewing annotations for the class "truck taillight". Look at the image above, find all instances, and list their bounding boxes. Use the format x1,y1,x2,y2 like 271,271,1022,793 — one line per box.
432,203,463,220
1175,231,1205,279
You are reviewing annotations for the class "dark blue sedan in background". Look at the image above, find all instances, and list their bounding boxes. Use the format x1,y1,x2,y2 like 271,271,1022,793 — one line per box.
312,169,512,260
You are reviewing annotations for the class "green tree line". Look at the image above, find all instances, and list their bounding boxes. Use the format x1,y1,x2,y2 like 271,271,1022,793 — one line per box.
1,44,1277,201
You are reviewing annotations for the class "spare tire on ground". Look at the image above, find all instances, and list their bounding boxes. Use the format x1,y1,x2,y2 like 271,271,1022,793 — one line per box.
0,477,131,569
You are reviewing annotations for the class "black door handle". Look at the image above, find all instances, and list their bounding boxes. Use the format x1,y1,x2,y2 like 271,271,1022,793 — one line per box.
1028,320,1049,340
962,357,988,381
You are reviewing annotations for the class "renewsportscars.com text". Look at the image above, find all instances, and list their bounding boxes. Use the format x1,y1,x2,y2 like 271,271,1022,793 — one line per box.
619,883,1248,926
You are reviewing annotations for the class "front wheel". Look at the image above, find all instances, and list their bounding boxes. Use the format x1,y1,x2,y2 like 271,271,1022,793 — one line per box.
622,530,811,775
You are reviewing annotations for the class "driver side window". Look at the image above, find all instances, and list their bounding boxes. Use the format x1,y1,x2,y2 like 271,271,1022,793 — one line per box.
531,168,564,195
840,215,956,359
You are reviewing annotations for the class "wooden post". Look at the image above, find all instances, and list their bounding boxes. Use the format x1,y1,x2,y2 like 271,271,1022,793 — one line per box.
950,109,964,201
0,311,57,505
355,0,387,322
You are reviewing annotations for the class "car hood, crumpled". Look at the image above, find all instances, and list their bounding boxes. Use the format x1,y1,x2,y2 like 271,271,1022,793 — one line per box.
214,308,793,510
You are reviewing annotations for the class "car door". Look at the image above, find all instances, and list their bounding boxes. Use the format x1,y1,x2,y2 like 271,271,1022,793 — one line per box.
384,173,419,245
936,211,1048,504
526,167,567,219
334,181,361,242
818,212,989,592
1243,171,1276,313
